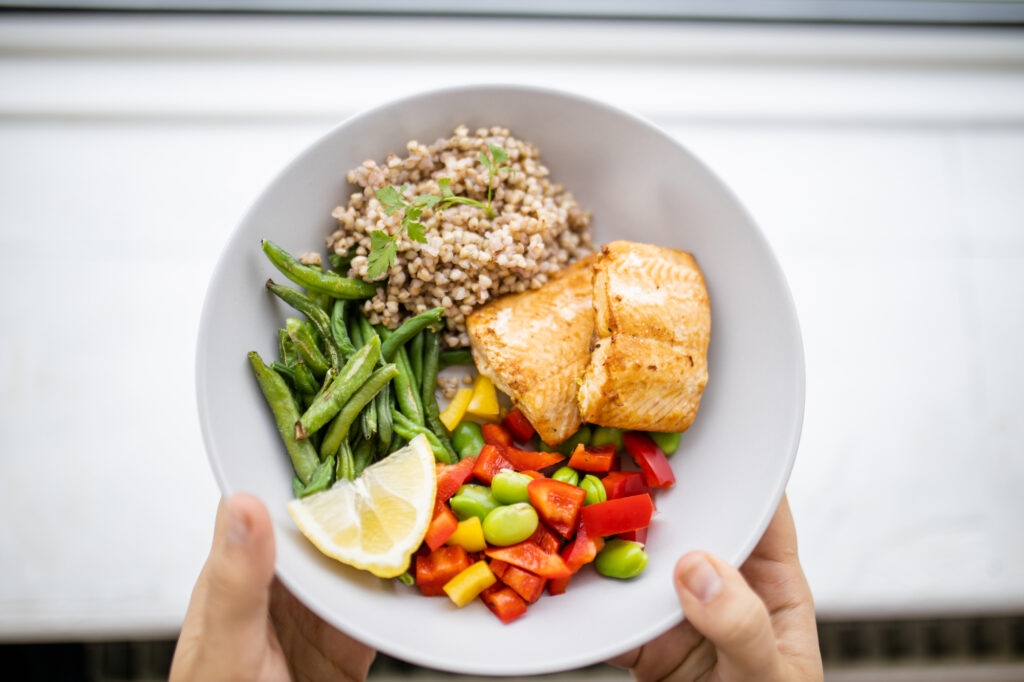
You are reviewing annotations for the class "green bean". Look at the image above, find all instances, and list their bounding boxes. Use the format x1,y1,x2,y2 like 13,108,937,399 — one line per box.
390,345,425,425
296,336,380,439
295,455,335,498
248,351,319,485
420,330,458,462
439,348,473,369
396,571,415,587
595,539,648,579
390,408,451,463
336,440,355,481
379,308,444,361
278,328,297,365
291,477,304,499
408,331,425,388
375,382,393,447
268,281,340,371
318,364,398,459
352,439,375,477
270,361,296,388
330,300,357,356
286,318,330,379
482,503,539,546
356,316,380,438
291,359,319,395
262,239,378,300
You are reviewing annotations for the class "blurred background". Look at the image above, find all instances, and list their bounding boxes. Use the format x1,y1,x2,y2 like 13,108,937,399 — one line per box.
1,1,1023,680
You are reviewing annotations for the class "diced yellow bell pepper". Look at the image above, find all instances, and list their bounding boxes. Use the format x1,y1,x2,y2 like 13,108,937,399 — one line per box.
443,560,496,608
466,374,499,419
445,516,487,552
440,387,473,431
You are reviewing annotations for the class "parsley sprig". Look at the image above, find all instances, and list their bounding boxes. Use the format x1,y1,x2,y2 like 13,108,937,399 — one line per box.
367,143,515,279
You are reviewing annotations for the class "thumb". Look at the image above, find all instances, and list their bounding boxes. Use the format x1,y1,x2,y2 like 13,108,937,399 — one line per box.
199,493,276,636
674,551,780,679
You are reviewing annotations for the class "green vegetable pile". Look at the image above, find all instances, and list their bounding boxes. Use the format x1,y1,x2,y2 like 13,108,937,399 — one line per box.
248,239,473,498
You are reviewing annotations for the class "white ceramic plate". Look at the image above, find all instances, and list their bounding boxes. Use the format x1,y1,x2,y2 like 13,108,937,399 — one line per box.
196,84,804,675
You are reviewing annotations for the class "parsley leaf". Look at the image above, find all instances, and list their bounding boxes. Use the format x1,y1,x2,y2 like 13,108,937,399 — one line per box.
406,221,427,243
375,185,408,215
367,230,397,279
489,143,509,165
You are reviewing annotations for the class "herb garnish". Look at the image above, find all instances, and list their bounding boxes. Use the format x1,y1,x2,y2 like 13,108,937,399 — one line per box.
367,143,515,279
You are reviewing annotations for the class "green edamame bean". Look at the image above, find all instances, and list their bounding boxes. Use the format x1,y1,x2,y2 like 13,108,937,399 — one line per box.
552,466,579,486
483,503,539,547
595,539,648,579
649,431,682,455
451,422,485,459
579,474,607,506
449,484,499,522
491,470,533,504
556,425,592,455
591,426,624,450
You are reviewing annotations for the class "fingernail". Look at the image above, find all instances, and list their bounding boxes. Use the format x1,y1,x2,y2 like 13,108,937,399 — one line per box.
226,500,250,546
681,555,722,602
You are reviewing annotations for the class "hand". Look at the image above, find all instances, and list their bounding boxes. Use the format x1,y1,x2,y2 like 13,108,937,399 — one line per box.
609,495,822,681
170,494,376,682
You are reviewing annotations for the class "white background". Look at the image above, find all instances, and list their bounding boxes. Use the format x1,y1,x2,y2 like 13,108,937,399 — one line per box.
1,13,1023,641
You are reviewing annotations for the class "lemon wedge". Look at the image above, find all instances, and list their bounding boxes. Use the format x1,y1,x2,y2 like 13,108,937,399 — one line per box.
287,434,436,578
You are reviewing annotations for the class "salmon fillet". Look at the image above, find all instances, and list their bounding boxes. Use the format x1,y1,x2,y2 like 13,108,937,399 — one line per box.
578,241,710,432
466,254,598,446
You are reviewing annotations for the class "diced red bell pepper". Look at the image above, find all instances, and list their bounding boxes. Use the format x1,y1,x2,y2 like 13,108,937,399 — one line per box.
601,471,652,501
528,521,562,555
548,575,570,596
485,541,572,579
500,565,546,603
502,445,565,472
623,432,676,488
436,456,477,502
519,470,545,480
489,558,510,578
549,521,606,595
561,520,605,573
581,494,655,537
618,527,648,545
480,584,528,624
472,444,513,484
502,409,535,443
527,478,587,538
416,545,471,596
424,500,458,551
482,423,514,448
567,443,616,472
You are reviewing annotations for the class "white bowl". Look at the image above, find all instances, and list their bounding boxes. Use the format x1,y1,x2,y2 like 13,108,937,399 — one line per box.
196,84,804,675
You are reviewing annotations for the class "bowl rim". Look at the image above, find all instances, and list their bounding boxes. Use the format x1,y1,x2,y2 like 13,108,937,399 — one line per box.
195,82,805,675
